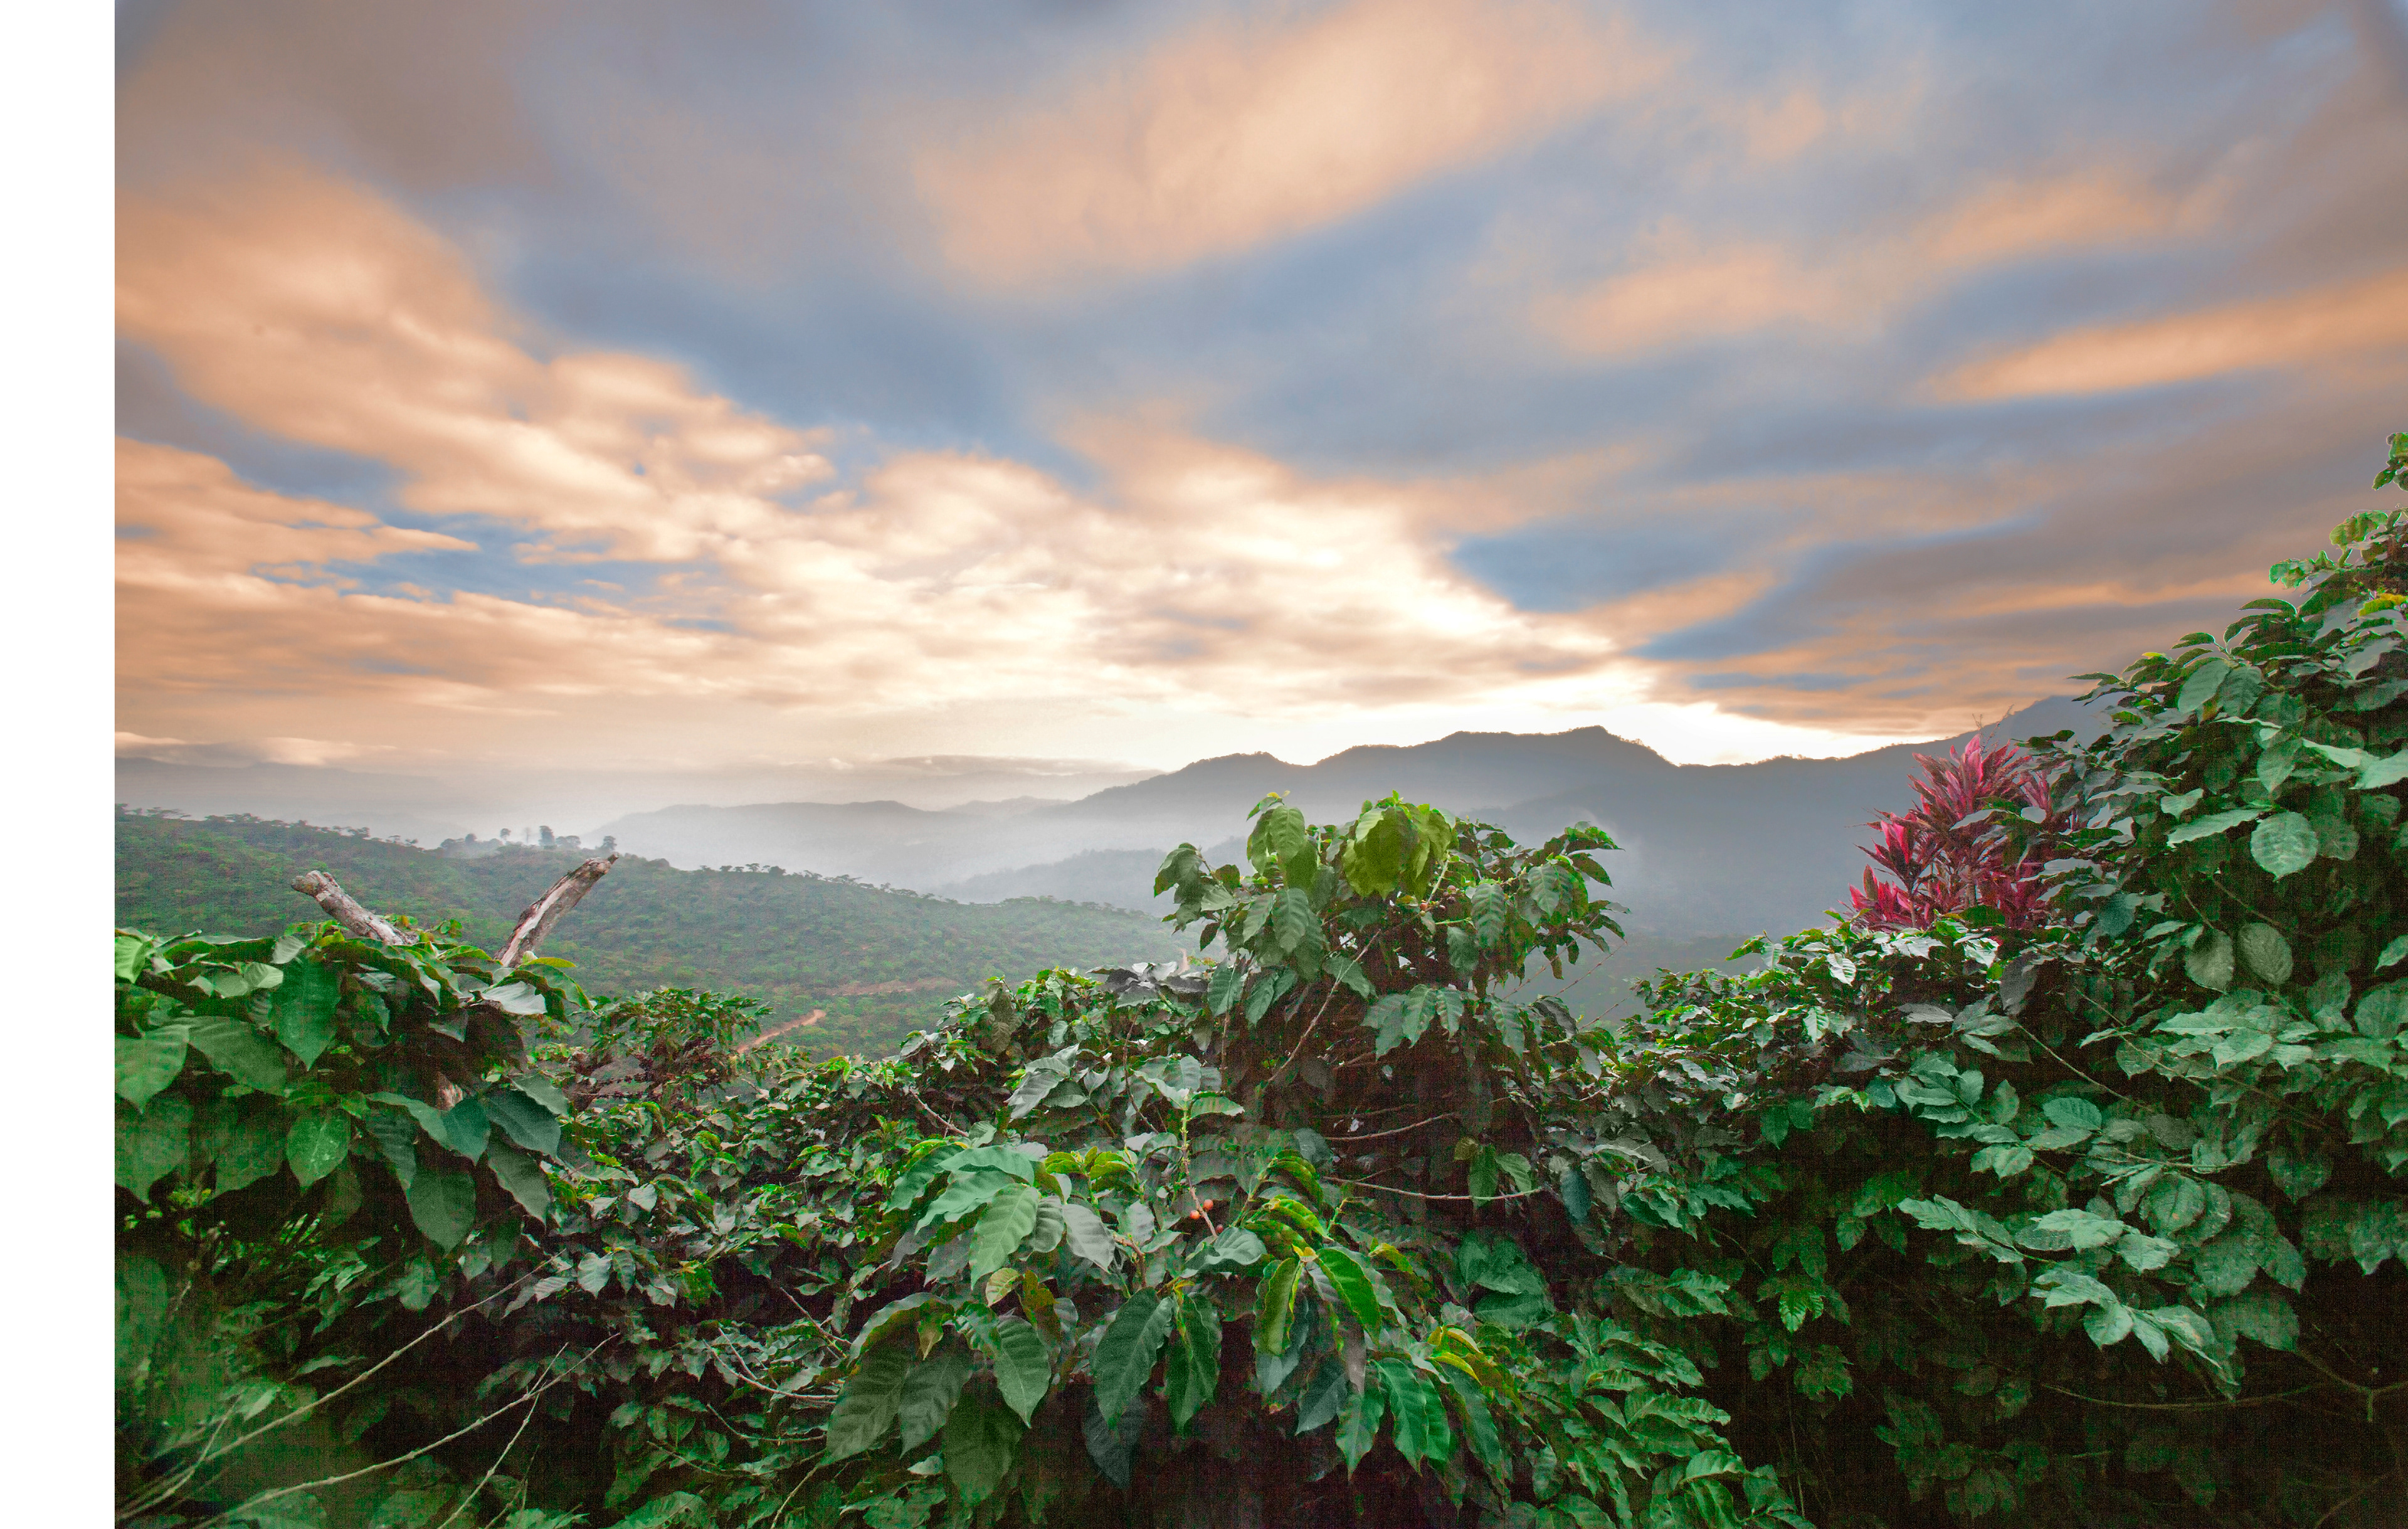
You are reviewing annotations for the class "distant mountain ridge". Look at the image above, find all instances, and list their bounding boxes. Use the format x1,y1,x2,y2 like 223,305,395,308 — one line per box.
599,697,2106,939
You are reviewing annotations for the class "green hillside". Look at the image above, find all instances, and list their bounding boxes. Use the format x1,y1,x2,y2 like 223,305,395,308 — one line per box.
114,810,1182,1055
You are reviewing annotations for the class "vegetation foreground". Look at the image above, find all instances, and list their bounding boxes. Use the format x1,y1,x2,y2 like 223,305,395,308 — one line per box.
118,437,2408,1526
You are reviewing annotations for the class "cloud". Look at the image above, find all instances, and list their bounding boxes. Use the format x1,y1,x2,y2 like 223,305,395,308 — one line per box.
117,0,554,191
914,0,1667,285
117,166,835,563
115,730,385,768
116,436,475,582
1539,167,2189,357
1939,268,2408,398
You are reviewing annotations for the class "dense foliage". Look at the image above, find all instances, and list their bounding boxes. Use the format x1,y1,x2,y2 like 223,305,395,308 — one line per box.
1847,736,2060,931
114,435,2408,1527
116,813,1180,1054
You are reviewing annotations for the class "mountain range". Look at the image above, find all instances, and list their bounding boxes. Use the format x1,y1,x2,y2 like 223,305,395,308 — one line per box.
594,696,2104,941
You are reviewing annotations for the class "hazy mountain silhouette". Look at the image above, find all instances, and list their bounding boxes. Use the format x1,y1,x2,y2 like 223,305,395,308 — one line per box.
601,696,2106,939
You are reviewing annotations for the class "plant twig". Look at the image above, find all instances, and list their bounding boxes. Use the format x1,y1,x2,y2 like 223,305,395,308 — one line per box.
122,1272,542,1519
1327,1175,1546,1204
1329,1112,1457,1143
191,1339,609,1529
429,1348,560,1529
499,855,621,968
290,870,407,945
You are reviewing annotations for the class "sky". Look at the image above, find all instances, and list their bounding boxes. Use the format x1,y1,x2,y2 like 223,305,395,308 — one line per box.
113,0,2408,794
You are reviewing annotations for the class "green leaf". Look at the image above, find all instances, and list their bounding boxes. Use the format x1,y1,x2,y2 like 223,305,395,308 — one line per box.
2032,1269,2117,1308
363,1108,418,1190
1164,1292,1222,1431
2266,1148,2331,1201
2377,934,2408,972
1438,1365,1504,1479
2237,923,2293,986
1255,1257,1302,1357
485,1140,554,1220
2116,1233,2180,1272
2250,812,2320,879
2356,981,2408,1040
942,1387,1023,1506
215,1106,287,1194
1325,953,1373,1000
2176,659,2229,716
513,1073,569,1116
2212,1029,2274,1067
915,1169,1020,1232
608,1493,706,1529
2021,1209,2127,1251
1205,963,1247,1016
117,1025,189,1107
2041,1096,2104,1136
1247,803,1312,882
1090,1290,1176,1426
1457,1231,1546,1294
479,980,548,1016
1314,1246,1384,1333
270,958,342,1067
1271,886,1319,955
2191,1231,2261,1298
2358,748,2408,790
117,1097,191,1203
2084,1301,2134,1347
485,1087,563,1156
116,932,156,983
826,1340,914,1461
1027,1195,1067,1254
1334,1379,1386,1472
438,1096,491,1163
1060,1202,1117,1272
2185,930,2236,992
970,1183,1041,1283
986,1317,1052,1425
1082,1391,1145,1488
285,1111,351,1188
1372,1357,1430,1464
1295,1357,1349,1434
187,1017,289,1094
404,1165,477,1248
2166,807,2264,845
898,1345,973,1452
2212,1288,2300,1351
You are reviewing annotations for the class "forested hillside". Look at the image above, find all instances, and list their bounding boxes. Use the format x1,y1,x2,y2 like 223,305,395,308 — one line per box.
114,812,1180,1055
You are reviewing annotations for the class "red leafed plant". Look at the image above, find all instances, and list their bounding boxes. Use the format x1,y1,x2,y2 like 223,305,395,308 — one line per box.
1850,734,2062,930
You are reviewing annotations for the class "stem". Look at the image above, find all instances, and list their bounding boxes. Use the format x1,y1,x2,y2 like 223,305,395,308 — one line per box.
1329,1113,1457,1144
189,1339,609,1529
123,1271,541,1520
1326,1176,1547,1205
428,1350,558,1529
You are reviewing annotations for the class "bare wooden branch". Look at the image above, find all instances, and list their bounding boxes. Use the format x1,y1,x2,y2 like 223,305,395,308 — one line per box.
290,870,407,945
499,854,621,969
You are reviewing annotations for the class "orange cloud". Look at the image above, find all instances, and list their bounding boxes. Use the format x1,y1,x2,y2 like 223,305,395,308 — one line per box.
914,0,1667,285
117,167,833,563
1540,167,2187,357
1940,268,2408,398
1919,169,2182,267
1539,240,1857,353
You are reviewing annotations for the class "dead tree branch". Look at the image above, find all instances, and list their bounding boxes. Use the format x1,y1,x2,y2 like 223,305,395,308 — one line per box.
290,870,407,945
499,855,621,969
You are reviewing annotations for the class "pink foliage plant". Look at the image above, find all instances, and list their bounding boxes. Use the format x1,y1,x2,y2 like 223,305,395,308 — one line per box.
1849,734,2062,931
